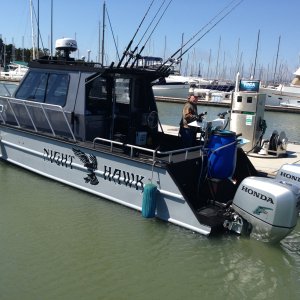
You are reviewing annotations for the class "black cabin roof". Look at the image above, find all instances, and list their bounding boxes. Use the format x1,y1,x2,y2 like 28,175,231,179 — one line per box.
28,57,170,82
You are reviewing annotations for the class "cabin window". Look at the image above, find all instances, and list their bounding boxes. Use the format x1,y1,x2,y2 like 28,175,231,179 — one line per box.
115,78,130,104
45,74,69,106
15,71,69,106
15,71,48,102
85,76,109,115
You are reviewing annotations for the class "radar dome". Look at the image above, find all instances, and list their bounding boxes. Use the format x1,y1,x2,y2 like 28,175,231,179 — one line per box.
55,38,77,52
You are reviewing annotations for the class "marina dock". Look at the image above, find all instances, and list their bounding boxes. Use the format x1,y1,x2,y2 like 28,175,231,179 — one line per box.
247,142,300,176
155,96,300,114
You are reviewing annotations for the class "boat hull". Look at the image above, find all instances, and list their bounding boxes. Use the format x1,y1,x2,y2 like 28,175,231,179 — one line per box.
152,84,190,99
0,126,211,235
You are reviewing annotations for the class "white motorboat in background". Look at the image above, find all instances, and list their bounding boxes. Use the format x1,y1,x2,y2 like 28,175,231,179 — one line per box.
280,98,300,108
261,67,300,106
0,61,28,82
152,74,235,100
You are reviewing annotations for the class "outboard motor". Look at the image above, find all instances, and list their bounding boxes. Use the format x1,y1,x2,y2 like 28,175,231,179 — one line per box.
231,176,299,242
275,164,300,189
275,164,300,213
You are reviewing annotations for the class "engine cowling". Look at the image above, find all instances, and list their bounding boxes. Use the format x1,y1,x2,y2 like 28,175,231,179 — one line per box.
275,164,300,189
232,176,299,242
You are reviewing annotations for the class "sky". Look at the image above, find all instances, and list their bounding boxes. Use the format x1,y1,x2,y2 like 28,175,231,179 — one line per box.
1,0,300,82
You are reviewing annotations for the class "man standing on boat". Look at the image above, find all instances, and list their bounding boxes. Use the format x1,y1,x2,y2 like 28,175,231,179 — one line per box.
179,95,204,147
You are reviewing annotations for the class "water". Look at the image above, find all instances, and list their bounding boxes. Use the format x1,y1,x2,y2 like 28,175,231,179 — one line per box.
157,101,300,142
1,104,300,299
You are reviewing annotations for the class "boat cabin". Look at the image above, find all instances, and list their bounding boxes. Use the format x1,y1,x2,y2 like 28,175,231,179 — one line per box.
10,58,164,147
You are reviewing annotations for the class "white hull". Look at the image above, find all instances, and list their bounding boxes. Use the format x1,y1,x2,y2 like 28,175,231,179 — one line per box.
260,86,300,106
261,68,300,106
280,101,300,108
152,84,190,99
0,126,211,235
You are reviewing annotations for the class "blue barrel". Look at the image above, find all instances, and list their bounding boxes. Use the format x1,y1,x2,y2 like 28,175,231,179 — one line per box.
207,130,237,179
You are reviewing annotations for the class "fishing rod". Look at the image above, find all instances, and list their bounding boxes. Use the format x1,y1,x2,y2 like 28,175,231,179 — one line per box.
117,0,155,68
123,0,167,68
129,0,173,68
157,0,244,72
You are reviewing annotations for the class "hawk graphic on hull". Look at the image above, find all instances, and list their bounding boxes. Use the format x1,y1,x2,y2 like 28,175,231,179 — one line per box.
72,148,99,185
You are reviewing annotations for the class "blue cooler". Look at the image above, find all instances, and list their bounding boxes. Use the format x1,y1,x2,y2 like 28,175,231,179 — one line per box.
207,130,237,179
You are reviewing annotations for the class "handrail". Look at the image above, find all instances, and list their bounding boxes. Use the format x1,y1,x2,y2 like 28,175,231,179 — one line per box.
93,137,204,163
0,96,76,141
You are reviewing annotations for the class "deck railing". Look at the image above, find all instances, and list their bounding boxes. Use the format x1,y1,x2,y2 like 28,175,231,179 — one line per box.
93,137,204,164
0,96,204,164
0,96,76,141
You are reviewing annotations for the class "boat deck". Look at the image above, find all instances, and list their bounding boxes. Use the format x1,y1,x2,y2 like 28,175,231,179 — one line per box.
161,124,300,176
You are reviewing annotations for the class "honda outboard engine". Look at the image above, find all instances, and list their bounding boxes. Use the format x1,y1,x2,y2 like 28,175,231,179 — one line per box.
275,164,300,189
231,176,299,242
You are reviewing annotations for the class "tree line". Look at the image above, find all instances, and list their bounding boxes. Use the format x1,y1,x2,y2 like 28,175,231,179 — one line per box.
0,38,50,66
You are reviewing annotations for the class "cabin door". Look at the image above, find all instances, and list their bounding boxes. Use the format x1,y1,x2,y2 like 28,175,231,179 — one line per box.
111,78,134,143
85,76,112,141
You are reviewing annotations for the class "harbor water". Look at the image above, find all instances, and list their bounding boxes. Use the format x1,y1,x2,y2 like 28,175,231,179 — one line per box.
157,101,300,143
1,102,300,299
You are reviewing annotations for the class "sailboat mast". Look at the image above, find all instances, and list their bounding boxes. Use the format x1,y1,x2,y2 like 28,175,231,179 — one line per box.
207,49,211,79
50,0,53,57
252,29,260,79
37,0,39,58
101,1,106,65
273,35,281,85
30,0,36,59
98,21,101,63
215,36,221,79
179,33,184,73
163,35,166,62
235,37,240,76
